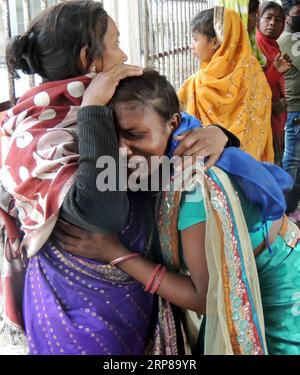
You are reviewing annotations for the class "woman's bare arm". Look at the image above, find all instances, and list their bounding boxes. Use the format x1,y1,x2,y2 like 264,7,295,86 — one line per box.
53,219,208,314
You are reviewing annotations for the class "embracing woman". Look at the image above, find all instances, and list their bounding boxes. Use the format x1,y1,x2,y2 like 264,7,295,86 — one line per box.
0,1,234,355
56,69,300,355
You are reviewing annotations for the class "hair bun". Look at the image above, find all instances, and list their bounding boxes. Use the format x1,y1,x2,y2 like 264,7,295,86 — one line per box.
6,32,39,78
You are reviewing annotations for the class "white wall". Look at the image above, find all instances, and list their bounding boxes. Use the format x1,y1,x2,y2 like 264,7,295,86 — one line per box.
103,0,142,65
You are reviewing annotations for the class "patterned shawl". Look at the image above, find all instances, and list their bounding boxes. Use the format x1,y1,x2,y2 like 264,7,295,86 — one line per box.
0,74,91,352
0,75,92,258
177,7,274,162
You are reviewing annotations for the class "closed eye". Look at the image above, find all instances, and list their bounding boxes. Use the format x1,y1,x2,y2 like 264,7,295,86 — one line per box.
124,132,145,140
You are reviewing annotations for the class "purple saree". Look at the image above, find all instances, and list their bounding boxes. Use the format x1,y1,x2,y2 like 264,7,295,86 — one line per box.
23,193,154,355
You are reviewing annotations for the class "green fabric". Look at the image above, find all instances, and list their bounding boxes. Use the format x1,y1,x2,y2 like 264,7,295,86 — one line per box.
178,186,206,230
178,182,273,250
178,179,300,354
219,0,249,26
255,238,300,354
233,181,274,249
249,31,267,67
218,0,267,66
278,31,300,112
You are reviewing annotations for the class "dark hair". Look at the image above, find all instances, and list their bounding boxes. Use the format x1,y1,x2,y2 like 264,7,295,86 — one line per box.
191,8,216,40
6,0,108,81
110,69,180,122
258,1,285,20
281,0,300,15
249,0,260,14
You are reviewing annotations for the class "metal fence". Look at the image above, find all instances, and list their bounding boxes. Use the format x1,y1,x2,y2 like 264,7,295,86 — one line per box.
139,0,211,90
0,0,213,111
1,0,59,110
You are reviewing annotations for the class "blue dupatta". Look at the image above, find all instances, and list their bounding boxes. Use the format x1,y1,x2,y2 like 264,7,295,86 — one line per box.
168,112,293,221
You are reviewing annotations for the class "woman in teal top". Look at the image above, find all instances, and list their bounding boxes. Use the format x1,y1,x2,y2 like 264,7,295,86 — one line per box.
53,70,300,355
179,182,300,354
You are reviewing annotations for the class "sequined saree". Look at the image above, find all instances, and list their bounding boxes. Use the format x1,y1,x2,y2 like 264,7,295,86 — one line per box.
158,167,268,354
238,191,300,354
23,193,178,355
158,166,300,354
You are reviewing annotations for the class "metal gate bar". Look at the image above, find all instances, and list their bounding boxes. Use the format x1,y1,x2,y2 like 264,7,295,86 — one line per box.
140,0,210,90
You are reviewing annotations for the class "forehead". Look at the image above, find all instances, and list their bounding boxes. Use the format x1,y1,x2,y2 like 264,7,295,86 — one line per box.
115,101,149,113
105,16,119,38
290,4,300,15
192,30,202,37
263,8,281,16
114,101,162,128
191,31,208,41
115,101,152,118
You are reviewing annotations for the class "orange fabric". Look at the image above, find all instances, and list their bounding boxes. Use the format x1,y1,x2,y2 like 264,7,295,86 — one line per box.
178,7,274,162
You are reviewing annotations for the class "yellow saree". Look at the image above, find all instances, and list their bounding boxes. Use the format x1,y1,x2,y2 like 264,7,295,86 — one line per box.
178,7,274,162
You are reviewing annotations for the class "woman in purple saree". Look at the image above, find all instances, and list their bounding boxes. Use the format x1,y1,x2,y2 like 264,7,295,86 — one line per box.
0,1,172,355
0,1,230,355
23,193,157,355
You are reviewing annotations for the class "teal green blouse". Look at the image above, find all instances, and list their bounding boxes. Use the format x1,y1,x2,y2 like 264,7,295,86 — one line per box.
178,181,274,250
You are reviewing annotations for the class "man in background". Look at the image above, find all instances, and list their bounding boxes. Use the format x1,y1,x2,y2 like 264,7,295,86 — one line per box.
279,0,300,225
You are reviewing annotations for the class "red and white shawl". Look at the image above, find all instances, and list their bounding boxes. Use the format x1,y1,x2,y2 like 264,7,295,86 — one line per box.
0,75,91,351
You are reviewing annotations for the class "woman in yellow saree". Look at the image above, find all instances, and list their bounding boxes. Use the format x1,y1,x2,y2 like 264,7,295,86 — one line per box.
178,7,274,162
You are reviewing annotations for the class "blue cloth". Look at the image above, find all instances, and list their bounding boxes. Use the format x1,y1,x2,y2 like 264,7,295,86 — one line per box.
282,111,300,213
168,112,294,221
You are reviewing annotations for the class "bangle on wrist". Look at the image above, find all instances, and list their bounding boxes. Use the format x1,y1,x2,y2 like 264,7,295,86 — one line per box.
110,253,141,267
144,264,167,294
145,264,162,292
150,266,167,294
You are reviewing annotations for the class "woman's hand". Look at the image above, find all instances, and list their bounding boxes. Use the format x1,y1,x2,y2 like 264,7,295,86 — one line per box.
81,63,143,107
272,98,288,116
52,219,127,263
172,125,228,169
273,53,292,74
53,224,206,313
